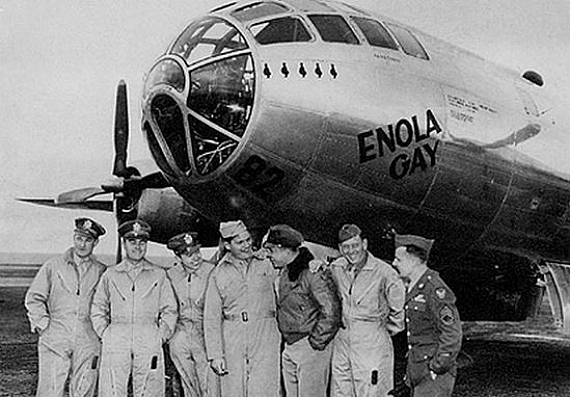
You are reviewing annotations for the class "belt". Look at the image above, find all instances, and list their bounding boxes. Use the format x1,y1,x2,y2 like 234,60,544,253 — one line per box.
223,310,276,323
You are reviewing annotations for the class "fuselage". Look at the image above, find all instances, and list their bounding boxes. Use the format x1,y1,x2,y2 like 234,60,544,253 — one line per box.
141,0,570,264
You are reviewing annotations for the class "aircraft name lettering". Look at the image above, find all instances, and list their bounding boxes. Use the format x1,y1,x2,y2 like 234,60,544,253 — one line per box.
357,109,442,180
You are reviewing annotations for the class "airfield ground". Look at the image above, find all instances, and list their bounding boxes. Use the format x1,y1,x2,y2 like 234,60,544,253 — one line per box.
2,286,570,396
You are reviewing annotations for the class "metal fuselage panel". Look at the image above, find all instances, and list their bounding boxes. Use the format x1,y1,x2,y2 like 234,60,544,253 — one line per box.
152,3,570,263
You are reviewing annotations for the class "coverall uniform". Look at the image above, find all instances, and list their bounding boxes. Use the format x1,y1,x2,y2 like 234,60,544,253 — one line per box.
167,261,220,397
405,268,462,397
24,247,106,397
91,259,178,397
204,252,280,397
276,247,342,397
330,252,406,397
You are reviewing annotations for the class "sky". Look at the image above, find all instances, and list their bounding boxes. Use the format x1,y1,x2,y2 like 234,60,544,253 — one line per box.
1,0,569,256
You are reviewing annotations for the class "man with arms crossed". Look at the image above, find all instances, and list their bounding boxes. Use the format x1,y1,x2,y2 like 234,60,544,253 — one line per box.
263,224,342,397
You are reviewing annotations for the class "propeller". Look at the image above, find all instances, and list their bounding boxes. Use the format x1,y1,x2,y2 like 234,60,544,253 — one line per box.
113,80,130,178
19,80,170,264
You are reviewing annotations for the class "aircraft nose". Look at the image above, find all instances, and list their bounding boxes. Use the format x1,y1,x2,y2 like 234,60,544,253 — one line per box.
142,17,256,179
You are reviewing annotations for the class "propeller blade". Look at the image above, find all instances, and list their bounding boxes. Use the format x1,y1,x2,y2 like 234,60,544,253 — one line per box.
17,197,113,211
116,234,122,264
56,187,108,204
113,80,129,177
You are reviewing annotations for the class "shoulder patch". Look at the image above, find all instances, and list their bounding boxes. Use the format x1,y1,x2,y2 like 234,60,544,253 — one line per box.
435,287,447,300
440,305,456,325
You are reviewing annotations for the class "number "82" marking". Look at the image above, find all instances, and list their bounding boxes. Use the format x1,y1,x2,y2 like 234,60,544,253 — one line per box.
234,155,285,195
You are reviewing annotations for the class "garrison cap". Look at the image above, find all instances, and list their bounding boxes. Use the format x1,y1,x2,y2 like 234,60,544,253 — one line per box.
219,220,248,239
74,217,106,239
395,234,435,256
265,224,304,249
118,219,151,239
338,224,363,243
167,232,201,255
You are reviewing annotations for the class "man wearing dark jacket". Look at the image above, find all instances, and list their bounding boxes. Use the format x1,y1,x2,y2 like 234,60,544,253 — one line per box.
264,224,342,397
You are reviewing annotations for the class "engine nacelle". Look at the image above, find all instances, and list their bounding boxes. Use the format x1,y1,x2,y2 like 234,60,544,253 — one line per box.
136,188,219,245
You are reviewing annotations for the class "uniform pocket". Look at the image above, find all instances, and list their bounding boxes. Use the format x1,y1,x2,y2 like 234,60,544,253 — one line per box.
56,272,74,294
142,281,159,299
408,344,437,386
411,344,437,363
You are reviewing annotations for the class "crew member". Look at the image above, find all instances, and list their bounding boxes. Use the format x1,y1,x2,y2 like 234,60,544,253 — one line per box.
330,224,406,397
392,234,462,397
264,224,342,397
166,232,220,397
25,217,107,397
204,220,280,397
91,220,178,397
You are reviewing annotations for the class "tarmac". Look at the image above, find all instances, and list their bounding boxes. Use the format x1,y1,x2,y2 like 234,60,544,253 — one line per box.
2,285,570,396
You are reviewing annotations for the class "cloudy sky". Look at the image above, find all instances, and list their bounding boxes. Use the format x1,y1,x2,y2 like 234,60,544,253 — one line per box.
1,0,569,255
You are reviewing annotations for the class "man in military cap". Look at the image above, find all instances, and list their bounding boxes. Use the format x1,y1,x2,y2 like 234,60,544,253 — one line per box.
204,220,280,397
264,224,342,397
25,217,107,397
166,232,220,397
392,234,462,397
330,224,406,397
91,219,178,397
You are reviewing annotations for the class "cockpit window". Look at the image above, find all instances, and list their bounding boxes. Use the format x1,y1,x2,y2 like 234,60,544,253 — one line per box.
231,2,290,22
188,54,254,137
170,18,248,66
308,15,359,44
385,23,429,60
352,17,398,50
250,17,311,45
187,54,255,175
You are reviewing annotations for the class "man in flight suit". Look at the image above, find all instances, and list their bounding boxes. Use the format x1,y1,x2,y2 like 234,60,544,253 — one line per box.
91,220,178,397
330,224,406,397
204,220,280,397
25,217,107,397
392,235,462,397
263,224,342,397
166,232,220,397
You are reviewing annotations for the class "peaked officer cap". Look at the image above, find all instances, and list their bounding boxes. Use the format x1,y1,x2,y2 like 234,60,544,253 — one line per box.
265,224,304,249
167,232,201,255
219,220,248,239
118,219,151,239
395,234,435,257
75,217,106,239
338,224,363,243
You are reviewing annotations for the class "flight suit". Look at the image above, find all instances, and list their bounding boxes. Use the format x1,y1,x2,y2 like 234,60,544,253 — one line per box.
405,268,462,397
167,261,220,397
204,253,280,397
24,248,106,397
91,259,178,397
330,252,406,397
